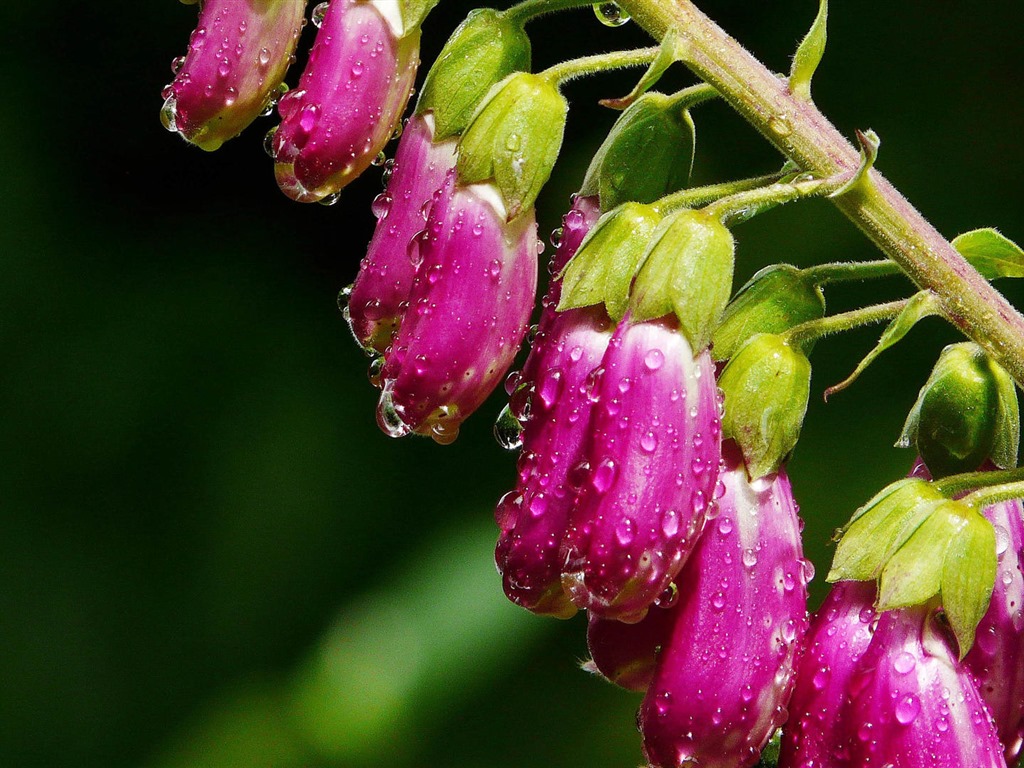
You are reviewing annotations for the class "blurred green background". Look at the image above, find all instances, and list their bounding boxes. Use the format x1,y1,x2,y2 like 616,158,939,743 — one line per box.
1,1,1021,766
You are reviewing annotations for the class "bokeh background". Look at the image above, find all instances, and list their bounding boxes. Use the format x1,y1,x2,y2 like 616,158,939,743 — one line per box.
2,1,1022,766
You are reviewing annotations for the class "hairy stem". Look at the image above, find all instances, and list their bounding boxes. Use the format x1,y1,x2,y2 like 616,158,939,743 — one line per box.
541,47,660,86
502,0,593,25
614,0,1024,386
784,299,908,348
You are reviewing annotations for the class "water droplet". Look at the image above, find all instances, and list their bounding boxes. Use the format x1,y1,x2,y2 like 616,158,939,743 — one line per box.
812,666,829,690
431,419,459,445
893,651,916,674
644,348,665,371
171,55,186,74
662,510,679,537
640,431,658,453
593,1,630,25
656,582,679,608
299,103,319,133
768,114,793,137
615,517,636,546
995,524,1011,556
565,208,585,229
494,490,522,532
895,694,920,724
312,2,329,27
489,259,503,279
160,94,179,133
371,192,392,219
550,227,564,249
591,458,617,493
717,517,733,535
367,356,385,387
711,591,726,610
494,404,524,451
371,150,387,167
742,548,758,568
505,133,522,152
377,388,411,438
318,191,342,207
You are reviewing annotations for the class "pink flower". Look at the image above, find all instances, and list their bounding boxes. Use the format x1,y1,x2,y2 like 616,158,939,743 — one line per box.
376,171,537,444
161,0,306,151
843,605,1006,767
963,497,1024,763
778,581,878,767
561,316,722,623
272,0,419,202
345,113,458,354
638,441,808,768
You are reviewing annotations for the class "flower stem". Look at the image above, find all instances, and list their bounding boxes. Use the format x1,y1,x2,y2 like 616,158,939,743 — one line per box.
935,466,1024,499
502,0,593,25
702,174,842,227
783,299,908,349
613,0,1024,387
961,478,1024,509
655,169,791,214
802,260,901,285
541,47,661,87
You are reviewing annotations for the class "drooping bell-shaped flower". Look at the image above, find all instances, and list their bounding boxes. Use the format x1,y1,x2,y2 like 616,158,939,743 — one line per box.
963,497,1024,763
561,316,722,623
272,0,420,202
842,605,1006,767
638,440,808,768
376,171,537,444
344,113,457,353
161,0,306,151
493,197,606,618
778,580,878,768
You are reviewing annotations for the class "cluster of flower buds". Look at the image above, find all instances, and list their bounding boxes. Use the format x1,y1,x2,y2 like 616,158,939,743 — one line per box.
779,344,1023,766
163,0,433,202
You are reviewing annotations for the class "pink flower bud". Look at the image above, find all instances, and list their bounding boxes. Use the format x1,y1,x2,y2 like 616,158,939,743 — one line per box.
272,0,420,202
561,317,722,623
345,113,457,353
778,580,878,768
161,0,306,151
376,172,537,444
963,497,1024,763
843,605,1005,767
639,441,808,768
494,306,613,617
493,195,604,618
585,603,675,691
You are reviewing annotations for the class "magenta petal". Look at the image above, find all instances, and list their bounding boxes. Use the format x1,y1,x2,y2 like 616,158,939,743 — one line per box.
963,498,1024,763
273,0,419,202
561,318,721,622
843,606,1006,767
586,604,676,692
495,306,613,617
346,113,458,353
163,0,305,151
778,580,878,768
639,442,808,768
377,173,537,443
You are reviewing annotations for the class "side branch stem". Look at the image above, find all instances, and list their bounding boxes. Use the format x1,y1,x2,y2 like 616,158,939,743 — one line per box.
614,0,1024,386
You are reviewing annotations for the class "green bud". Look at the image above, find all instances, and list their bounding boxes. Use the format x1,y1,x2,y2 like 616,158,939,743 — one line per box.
417,9,531,139
828,478,945,582
899,342,1020,478
711,264,825,361
718,334,811,479
558,203,662,320
629,209,735,351
578,92,694,211
457,73,567,220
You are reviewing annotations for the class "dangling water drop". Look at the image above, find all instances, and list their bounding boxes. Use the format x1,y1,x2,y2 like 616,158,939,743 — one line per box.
318,191,342,207
263,126,278,158
494,404,524,451
312,2,329,27
160,95,179,133
593,1,631,26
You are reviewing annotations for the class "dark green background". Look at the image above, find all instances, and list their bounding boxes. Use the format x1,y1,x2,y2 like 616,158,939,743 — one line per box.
2,1,1021,766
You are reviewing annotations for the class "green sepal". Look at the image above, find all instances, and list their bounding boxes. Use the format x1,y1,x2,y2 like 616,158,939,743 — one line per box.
457,73,567,220
558,203,662,320
827,478,944,582
941,508,997,657
629,209,735,351
578,91,695,211
718,334,811,479
899,343,1019,478
788,0,828,102
878,500,968,610
824,290,939,399
599,30,680,110
395,0,439,36
952,228,1024,280
416,9,531,139
712,265,825,362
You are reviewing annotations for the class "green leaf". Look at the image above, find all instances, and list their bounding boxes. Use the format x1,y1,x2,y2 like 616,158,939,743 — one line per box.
789,0,828,102
952,228,1024,280
941,509,997,658
990,357,1020,469
878,501,969,610
599,30,681,110
825,290,938,399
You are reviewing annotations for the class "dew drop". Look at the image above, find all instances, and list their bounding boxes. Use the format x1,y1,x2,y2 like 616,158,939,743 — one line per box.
160,95,179,133
171,55,186,74
742,548,758,568
565,208,585,229
893,651,916,675
550,227,564,249
371,150,387,167
593,1,630,25
995,524,1011,556
371,192,392,219
615,517,636,546
591,458,617,493
318,191,342,207
717,517,733,535
377,388,411,438
312,2,329,27
644,348,665,371
895,694,920,725
494,405,524,451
